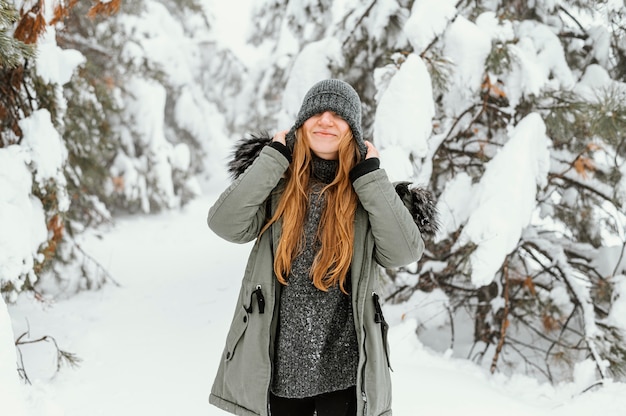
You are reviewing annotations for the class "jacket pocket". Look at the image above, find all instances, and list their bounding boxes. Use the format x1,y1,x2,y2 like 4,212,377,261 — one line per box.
372,292,391,370
224,306,249,361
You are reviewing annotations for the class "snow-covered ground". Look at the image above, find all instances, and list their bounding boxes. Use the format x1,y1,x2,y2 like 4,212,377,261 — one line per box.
6,184,626,416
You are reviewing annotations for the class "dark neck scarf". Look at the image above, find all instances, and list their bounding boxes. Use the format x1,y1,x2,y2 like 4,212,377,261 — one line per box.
311,155,338,184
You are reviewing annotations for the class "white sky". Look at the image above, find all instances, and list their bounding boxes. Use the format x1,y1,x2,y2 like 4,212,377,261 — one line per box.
208,0,261,66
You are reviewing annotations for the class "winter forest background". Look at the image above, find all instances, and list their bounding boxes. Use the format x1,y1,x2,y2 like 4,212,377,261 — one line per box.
2,0,626,414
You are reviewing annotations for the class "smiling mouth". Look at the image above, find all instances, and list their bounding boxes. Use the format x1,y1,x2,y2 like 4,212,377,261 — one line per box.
314,131,336,137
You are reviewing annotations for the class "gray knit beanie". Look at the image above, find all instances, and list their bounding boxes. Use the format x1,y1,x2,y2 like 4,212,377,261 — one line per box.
286,79,367,159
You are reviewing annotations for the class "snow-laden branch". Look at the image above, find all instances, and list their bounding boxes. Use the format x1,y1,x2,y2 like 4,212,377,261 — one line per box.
525,236,608,379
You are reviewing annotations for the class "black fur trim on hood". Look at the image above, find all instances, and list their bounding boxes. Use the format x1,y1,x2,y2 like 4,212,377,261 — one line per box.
227,132,273,180
227,134,440,237
394,182,440,237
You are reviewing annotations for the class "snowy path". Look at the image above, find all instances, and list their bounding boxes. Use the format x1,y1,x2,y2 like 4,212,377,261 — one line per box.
11,195,242,415
9,194,626,415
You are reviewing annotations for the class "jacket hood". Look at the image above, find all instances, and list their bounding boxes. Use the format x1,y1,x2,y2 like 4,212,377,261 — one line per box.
226,133,440,237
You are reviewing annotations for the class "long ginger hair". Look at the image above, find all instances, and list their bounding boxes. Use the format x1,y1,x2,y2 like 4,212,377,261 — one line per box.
261,128,362,293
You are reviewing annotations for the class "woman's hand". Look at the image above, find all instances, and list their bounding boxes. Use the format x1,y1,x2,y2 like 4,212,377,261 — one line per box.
364,140,379,159
273,130,288,145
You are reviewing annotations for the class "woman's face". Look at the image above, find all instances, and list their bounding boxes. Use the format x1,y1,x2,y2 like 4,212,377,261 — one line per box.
302,111,351,160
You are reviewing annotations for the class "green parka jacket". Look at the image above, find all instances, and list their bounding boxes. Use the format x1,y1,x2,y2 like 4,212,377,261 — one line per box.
207,145,424,416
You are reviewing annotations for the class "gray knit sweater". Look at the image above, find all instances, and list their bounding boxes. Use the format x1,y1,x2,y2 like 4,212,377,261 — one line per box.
271,157,359,399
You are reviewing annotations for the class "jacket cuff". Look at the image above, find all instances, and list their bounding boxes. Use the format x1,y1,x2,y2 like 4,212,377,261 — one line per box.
269,141,292,163
350,158,380,182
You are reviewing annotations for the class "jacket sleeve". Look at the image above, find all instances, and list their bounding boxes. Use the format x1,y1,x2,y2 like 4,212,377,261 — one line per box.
208,145,289,243
353,168,424,268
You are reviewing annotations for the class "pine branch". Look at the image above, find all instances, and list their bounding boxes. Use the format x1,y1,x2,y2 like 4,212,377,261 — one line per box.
505,338,554,381
13,0,46,44
441,103,481,142
557,5,587,35
545,305,578,374
87,0,121,20
341,0,376,49
73,239,122,287
50,0,80,26
558,271,614,379
15,324,82,383
547,173,614,204
580,380,605,394
0,0,35,69
524,240,608,379
509,309,582,350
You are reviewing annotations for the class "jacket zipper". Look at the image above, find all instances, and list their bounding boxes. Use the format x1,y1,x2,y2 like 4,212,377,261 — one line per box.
361,390,368,415
360,323,368,416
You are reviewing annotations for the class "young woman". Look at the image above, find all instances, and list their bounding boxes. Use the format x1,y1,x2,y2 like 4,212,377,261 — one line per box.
208,79,425,416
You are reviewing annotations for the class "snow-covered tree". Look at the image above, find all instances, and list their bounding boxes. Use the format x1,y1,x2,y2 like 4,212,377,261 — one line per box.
233,0,626,383
1,0,242,299
1,0,82,300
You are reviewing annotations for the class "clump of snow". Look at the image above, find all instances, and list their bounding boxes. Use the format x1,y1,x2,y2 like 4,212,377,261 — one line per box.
404,0,457,52
516,21,575,90
378,146,415,182
574,64,626,106
457,113,550,286
573,64,612,100
434,172,474,242
374,53,434,157
373,53,434,181
505,20,575,109
441,16,492,117
172,143,191,172
475,11,515,42
587,25,611,68
19,110,70,211
35,27,85,86
506,36,547,108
